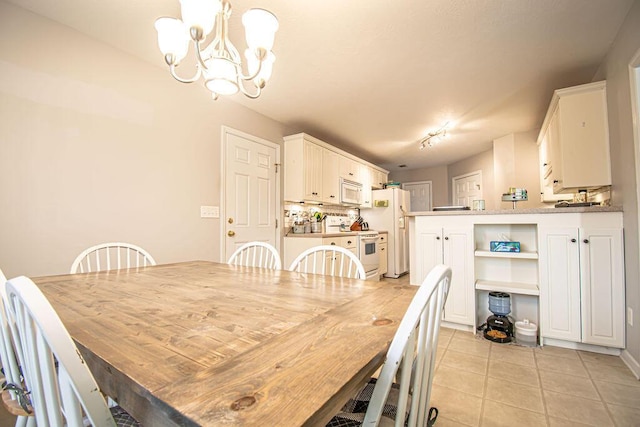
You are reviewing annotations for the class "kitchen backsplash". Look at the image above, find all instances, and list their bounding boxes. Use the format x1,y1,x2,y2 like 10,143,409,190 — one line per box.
284,203,359,233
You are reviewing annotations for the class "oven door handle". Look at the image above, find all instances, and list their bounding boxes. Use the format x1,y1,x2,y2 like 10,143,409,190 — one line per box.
360,236,380,242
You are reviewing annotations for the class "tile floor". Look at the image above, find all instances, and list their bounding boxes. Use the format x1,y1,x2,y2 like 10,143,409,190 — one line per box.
430,327,640,426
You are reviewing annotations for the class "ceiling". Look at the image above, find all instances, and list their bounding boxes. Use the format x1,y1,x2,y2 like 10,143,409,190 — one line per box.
6,0,635,171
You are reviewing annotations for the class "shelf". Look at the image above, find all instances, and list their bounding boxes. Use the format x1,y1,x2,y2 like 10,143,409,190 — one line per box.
475,279,540,296
474,250,538,259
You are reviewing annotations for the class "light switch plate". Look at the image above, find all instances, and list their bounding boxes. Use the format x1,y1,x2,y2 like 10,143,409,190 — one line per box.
200,206,219,218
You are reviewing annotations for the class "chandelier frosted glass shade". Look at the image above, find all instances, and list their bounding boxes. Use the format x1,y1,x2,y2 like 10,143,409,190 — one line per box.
155,0,278,99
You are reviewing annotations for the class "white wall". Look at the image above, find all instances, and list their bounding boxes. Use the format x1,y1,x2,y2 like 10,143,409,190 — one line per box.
493,131,543,210
388,165,449,207
593,0,640,373
448,149,496,210
0,2,291,278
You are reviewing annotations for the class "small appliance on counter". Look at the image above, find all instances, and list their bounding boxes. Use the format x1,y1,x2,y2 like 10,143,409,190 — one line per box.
502,187,528,209
481,291,514,343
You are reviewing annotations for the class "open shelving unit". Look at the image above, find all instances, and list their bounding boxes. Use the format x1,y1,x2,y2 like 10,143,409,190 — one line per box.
474,223,540,330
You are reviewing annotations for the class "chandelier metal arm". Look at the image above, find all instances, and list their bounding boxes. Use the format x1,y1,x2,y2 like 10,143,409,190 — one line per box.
168,61,202,84
238,81,262,99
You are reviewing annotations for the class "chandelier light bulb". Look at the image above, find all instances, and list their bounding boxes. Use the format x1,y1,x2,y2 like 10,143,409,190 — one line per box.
156,0,278,100
242,8,279,52
179,0,221,38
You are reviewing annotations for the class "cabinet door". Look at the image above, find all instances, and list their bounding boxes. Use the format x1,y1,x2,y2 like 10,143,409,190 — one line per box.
580,228,625,347
303,141,323,201
360,164,373,208
442,228,475,326
379,243,388,275
539,227,581,342
339,156,360,181
412,228,444,285
322,149,340,204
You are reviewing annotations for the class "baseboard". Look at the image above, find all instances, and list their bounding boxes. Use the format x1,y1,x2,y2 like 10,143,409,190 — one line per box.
441,321,473,332
540,337,622,356
621,350,640,380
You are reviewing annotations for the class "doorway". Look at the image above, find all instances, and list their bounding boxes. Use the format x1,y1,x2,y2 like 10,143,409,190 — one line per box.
221,126,280,262
402,181,433,212
452,171,482,207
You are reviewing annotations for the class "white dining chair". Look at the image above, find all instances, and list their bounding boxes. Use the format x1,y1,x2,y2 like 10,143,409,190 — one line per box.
70,242,156,273
0,269,35,427
326,264,452,427
289,245,366,279
227,241,282,269
4,276,140,427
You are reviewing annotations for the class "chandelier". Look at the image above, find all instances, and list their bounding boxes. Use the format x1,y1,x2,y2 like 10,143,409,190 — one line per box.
419,122,451,149
155,0,278,100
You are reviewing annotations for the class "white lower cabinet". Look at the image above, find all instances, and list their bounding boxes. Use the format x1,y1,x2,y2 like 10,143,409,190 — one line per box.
539,226,625,348
410,211,625,350
411,220,475,326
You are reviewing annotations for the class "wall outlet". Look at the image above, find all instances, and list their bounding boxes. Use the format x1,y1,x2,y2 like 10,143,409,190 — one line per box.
200,206,219,218
628,307,634,326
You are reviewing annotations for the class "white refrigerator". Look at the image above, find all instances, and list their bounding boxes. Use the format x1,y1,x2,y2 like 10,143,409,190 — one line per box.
365,188,411,278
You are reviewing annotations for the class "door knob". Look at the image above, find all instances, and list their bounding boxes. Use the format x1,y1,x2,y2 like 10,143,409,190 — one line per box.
228,218,234,224
228,230,235,237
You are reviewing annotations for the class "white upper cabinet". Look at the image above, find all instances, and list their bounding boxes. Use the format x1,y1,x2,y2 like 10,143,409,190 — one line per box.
284,133,388,206
359,164,373,208
339,155,360,182
284,135,323,203
322,148,340,204
537,81,611,195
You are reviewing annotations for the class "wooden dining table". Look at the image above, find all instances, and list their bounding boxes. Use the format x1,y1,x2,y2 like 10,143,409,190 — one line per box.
33,261,417,426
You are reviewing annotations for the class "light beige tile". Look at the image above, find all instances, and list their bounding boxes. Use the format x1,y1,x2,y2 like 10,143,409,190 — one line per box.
535,345,580,360
496,341,536,353
539,370,600,400
453,329,477,341
448,336,491,358
430,384,482,426
485,377,544,413
480,400,547,427
606,402,640,427
441,349,488,375
488,359,540,387
594,380,640,408
583,361,640,387
577,350,627,368
536,353,588,377
548,416,594,426
490,344,536,367
433,364,486,397
430,416,473,427
544,390,614,426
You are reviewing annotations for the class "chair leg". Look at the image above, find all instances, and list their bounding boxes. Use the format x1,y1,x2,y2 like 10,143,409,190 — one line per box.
427,407,438,426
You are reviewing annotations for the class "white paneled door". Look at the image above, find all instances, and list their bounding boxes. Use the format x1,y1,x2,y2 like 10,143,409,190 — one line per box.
402,181,432,212
452,171,482,207
223,128,279,262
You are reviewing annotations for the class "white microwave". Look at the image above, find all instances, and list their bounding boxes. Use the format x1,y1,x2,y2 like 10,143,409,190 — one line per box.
340,178,362,205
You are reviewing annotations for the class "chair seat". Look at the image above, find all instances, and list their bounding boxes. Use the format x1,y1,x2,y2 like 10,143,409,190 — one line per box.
327,379,404,427
110,406,140,427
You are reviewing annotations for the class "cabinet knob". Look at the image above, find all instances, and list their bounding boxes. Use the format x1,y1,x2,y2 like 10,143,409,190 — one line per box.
330,242,336,245
347,240,352,244
444,237,449,240
583,239,589,244
436,236,440,240
543,163,548,167
553,180,559,184
570,238,577,243
330,195,335,198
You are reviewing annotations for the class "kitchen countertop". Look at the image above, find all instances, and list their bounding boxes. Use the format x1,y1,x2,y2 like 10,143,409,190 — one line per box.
407,206,622,216
285,230,388,238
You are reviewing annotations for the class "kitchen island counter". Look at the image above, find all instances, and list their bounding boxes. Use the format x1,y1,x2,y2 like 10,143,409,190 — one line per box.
407,205,621,216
